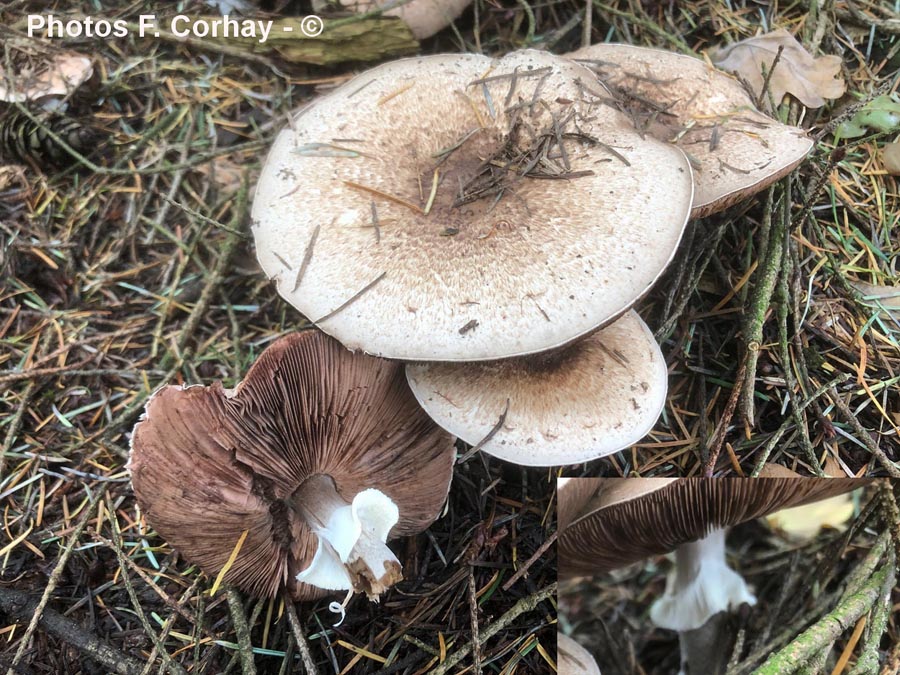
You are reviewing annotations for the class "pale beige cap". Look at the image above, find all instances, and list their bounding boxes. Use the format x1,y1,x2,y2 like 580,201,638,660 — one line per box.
558,633,601,675
252,50,693,361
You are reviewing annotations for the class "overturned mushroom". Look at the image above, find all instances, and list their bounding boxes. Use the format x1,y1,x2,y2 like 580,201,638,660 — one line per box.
129,331,455,601
559,478,869,674
567,43,813,217
406,310,667,466
252,49,693,361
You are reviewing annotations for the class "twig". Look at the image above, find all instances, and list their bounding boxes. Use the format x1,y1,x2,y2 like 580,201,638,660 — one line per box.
847,550,895,675
740,185,783,426
775,220,823,475
0,380,37,483
226,588,257,675
754,565,892,674
877,481,900,564
502,531,557,591
285,599,319,675
459,399,510,463
467,567,482,675
8,490,103,673
314,271,386,324
429,583,556,675
749,374,850,475
703,352,749,476
92,533,200,628
755,45,785,110
108,498,189,675
840,531,889,602
140,578,202,675
10,102,267,176
0,586,143,675
827,387,900,477
582,0,592,48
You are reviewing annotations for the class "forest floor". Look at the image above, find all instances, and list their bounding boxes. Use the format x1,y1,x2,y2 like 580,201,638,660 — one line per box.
0,0,898,673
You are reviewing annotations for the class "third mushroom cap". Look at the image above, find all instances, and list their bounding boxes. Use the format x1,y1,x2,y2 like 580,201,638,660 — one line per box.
252,49,693,361
568,43,813,218
406,310,668,466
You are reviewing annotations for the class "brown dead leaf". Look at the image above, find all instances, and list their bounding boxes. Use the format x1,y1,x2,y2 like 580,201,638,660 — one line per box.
0,51,92,103
757,464,801,478
193,153,249,194
882,142,900,176
847,280,900,326
0,165,28,193
711,29,845,109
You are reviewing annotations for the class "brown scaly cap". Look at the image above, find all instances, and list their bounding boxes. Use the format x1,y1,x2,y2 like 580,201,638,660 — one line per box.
559,477,870,579
128,331,455,600
405,311,668,466
567,43,813,218
252,49,693,361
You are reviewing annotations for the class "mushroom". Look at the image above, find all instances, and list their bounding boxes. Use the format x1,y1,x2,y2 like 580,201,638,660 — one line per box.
129,330,455,601
566,43,813,218
558,632,601,675
252,49,693,362
319,0,474,40
558,477,869,674
405,310,668,466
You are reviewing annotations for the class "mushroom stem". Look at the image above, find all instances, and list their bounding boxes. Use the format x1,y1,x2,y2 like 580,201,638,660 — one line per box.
650,528,756,674
294,475,403,600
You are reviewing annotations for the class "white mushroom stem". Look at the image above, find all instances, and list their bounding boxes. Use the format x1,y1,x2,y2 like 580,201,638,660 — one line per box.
294,475,402,600
650,528,756,674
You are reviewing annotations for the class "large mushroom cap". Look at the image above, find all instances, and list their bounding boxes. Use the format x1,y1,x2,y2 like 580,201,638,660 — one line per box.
405,310,668,466
567,43,813,218
252,49,693,361
129,331,455,600
558,633,602,675
559,477,869,579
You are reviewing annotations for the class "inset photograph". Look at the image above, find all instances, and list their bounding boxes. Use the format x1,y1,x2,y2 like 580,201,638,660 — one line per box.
558,477,899,674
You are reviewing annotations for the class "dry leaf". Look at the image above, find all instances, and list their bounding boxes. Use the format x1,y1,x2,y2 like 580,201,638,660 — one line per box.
757,459,845,478
0,165,29,195
847,280,900,328
711,29,845,109
884,142,900,176
0,51,92,103
193,153,249,194
757,464,801,478
823,454,845,478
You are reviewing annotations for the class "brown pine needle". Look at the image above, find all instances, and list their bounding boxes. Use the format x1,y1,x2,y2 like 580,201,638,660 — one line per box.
343,180,424,214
